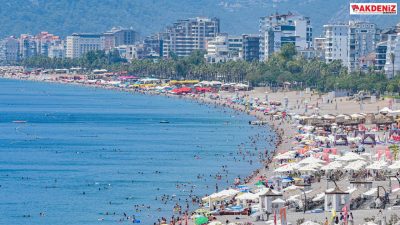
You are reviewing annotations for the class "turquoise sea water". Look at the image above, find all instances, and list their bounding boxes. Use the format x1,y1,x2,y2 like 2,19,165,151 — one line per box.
0,79,275,225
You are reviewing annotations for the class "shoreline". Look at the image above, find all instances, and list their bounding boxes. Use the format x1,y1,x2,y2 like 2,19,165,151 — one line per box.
0,75,286,224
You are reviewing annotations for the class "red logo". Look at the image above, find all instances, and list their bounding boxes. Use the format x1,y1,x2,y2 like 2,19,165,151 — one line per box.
350,3,397,15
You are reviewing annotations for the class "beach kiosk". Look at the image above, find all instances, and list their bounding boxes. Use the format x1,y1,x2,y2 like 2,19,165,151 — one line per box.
258,189,283,220
324,187,350,212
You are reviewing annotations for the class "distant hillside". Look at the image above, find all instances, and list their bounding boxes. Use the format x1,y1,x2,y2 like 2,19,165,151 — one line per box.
1,0,399,38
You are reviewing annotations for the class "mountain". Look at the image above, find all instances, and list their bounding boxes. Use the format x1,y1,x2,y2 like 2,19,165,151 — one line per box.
1,0,399,38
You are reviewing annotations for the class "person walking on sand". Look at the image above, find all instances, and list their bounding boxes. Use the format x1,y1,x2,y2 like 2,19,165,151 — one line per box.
334,216,339,225
348,212,354,225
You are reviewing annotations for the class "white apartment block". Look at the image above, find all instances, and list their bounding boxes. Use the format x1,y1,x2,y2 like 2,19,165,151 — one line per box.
323,24,348,64
384,33,400,78
163,17,220,57
259,12,312,61
48,43,66,58
205,34,229,63
66,33,105,58
348,21,380,72
227,35,243,59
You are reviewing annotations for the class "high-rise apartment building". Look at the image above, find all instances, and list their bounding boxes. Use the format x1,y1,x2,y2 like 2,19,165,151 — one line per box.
104,27,138,51
0,36,19,62
259,12,312,61
313,37,326,60
227,36,243,59
35,31,61,56
162,17,220,57
374,28,397,72
205,34,230,63
66,33,105,58
144,33,165,58
384,32,400,78
323,24,348,64
19,34,37,59
205,34,244,63
243,35,260,62
348,21,380,72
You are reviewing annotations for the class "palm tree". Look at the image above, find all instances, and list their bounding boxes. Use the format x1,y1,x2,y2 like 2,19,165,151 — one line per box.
389,52,395,79
389,144,399,160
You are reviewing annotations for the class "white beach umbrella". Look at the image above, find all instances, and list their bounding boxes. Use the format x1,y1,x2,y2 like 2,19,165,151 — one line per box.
379,107,392,114
236,192,258,201
312,193,325,202
275,151,296,160
202,189,239,202
328,154,341,160
208,221,223,225
274,163,299,173
301,221,321,225
388,161,400,170
346,187,357,194
363,222,378,225
255,188,282,197
266,220,281,225
366,161,388,170
337,152,365,162
323,114,336,120
363,188,377,196
283,185,300,192
321,161,342,171
272,198,286,204
298,157,325,165
344,160,367,171
351,113,365,119
297,164,318,173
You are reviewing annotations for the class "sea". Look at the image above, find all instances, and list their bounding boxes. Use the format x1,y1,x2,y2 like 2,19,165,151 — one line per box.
0,79,275,225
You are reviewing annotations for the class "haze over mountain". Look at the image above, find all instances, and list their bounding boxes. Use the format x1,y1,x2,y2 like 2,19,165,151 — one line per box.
1,0,399,38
